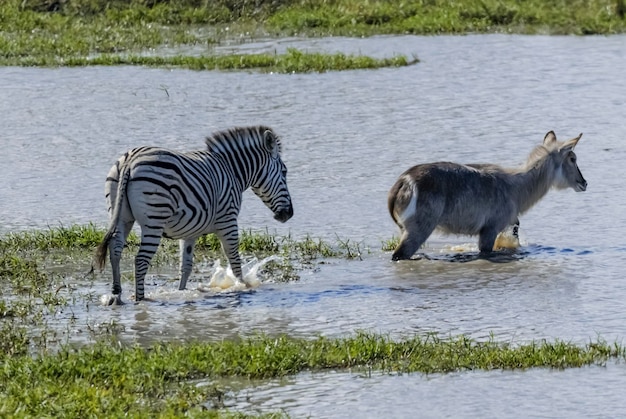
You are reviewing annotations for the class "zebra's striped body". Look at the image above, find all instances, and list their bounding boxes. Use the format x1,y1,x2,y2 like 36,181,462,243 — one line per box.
96,126,293,304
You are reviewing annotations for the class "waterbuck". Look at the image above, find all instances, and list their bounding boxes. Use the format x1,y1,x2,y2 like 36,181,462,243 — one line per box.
388,131,587,260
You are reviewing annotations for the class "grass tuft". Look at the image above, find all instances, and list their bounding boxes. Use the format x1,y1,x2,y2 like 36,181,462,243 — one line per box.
381,236,400,252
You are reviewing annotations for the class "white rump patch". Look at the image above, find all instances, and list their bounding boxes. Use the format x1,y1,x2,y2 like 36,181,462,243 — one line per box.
398,190,418,226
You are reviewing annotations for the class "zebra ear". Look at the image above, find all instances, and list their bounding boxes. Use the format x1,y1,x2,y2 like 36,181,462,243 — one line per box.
263,129,279,157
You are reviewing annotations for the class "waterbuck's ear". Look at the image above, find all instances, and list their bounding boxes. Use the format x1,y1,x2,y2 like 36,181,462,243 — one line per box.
263,129,279,157
559,133,583,153
543,131,557,145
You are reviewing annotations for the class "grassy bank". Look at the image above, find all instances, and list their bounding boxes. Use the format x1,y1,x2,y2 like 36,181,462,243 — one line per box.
1,332,624,417
9,0,626,35
2,0,624,70
267,0,626,35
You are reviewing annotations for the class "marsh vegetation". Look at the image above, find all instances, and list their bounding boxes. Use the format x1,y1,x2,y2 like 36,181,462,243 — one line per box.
1,225,625,417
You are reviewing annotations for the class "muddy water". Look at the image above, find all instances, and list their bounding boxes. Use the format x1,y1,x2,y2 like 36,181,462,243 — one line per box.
2,34,626,417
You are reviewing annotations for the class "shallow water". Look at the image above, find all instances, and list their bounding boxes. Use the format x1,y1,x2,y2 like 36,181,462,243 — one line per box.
217,362,626,418
2,34,626,417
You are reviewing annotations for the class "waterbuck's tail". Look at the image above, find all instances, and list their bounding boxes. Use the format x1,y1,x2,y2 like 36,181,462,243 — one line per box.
95,163,132,270
388,174,415,226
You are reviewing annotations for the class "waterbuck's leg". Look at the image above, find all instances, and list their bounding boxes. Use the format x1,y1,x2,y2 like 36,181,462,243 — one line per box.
216,223,243,283
178,237,198,290
134,226,163,301
392,215,438,261
108,221,133,305
478,226,499,254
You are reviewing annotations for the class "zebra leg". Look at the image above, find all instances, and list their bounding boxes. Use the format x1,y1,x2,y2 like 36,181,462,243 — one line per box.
134,227,163,301
108,221,133,305
216,225,244,285
178,237,198,290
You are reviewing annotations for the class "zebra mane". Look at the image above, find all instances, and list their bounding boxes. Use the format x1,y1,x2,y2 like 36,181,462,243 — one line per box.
205,125,282,154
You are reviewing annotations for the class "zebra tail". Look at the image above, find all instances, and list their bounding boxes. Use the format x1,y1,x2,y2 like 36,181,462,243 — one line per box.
95,163,132,271
95,229,114,271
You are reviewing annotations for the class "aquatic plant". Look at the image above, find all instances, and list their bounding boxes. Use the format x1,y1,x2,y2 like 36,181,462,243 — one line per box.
381,236,400,252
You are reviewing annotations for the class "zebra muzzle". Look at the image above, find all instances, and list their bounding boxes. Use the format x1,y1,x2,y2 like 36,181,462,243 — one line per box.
274,206,294,223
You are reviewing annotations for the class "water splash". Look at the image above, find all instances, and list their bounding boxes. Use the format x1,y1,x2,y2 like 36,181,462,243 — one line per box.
100,255,281,305
197,255,281,292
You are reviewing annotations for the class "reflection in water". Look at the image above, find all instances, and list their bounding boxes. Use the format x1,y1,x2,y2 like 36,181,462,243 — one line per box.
2,34,626,417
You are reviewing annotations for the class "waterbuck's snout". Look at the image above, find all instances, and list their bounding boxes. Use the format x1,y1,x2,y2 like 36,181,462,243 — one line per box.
576,175,587,192
274,205,294,223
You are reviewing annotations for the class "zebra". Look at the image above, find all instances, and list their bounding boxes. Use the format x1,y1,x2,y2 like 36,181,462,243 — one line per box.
95,125,294,305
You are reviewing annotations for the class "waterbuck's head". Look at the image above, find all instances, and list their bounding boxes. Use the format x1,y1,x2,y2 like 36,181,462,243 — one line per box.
251,128,294,223
543,131,587,192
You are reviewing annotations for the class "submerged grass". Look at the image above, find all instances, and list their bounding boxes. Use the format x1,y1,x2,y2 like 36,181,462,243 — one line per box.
0,224,366,355
0,224,360,261
0,225,363,318
1,332,624,416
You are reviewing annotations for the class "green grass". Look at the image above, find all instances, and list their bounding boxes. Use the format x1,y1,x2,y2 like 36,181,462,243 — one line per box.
0,223,126,252
9,49,416,72
0,332,624,416
268,0,626,35
381,236,400,252
0,224,359,261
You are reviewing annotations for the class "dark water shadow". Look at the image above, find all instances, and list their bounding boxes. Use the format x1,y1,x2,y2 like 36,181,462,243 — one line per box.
409,244,593,264
410,250,524,263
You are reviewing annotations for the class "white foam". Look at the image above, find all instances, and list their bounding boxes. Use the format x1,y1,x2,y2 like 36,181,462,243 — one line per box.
199,255,280,292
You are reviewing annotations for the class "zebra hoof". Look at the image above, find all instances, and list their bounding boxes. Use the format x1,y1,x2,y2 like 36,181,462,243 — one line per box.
107,295,124,306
